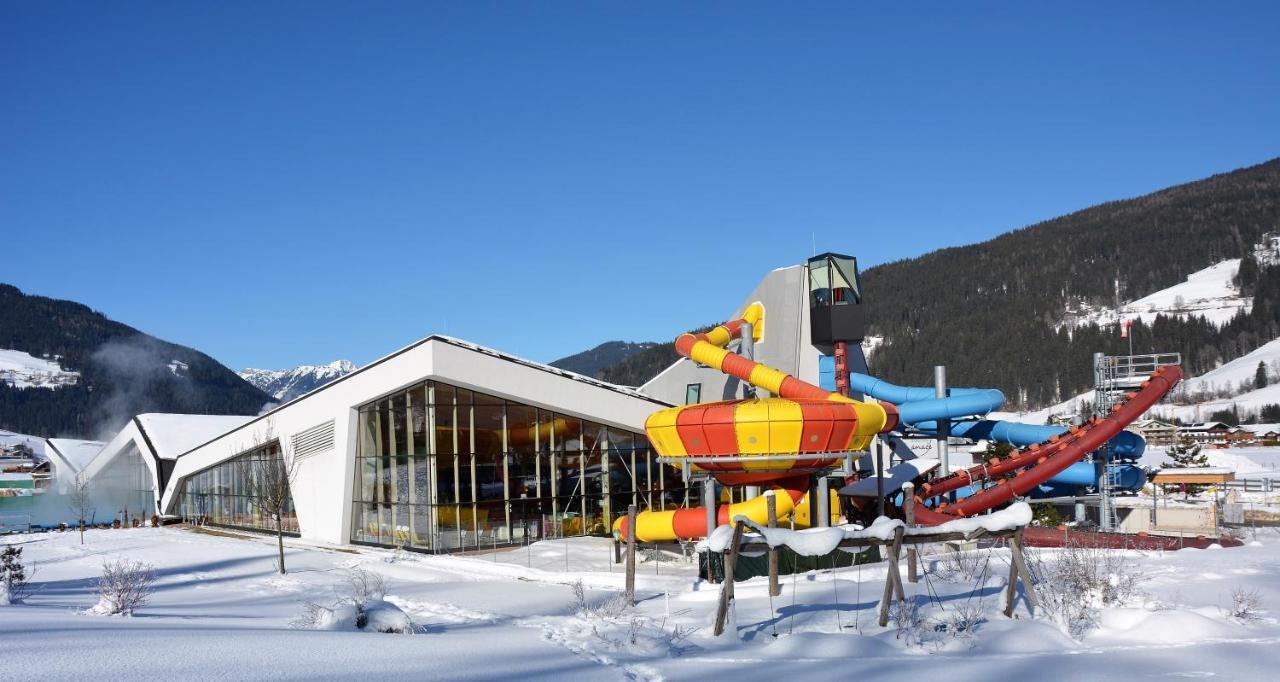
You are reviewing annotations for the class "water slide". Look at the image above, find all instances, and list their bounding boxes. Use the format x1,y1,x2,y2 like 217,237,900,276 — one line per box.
618,304,1181,539
614,304,898,541
852,374,1148,494
907,365,1182,525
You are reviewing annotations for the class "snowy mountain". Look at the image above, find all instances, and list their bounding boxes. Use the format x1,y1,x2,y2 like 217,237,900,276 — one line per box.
239,360,357,403
1,283,272,438
0,349,80,389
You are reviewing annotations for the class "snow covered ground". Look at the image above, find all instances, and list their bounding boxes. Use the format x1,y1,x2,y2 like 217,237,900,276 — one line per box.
0,349,79,389
1062,259,1250,330
4,522,1280,680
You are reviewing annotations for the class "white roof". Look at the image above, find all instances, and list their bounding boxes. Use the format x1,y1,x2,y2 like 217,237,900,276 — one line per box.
135,414,255,460
44,438,105,473
1181,422,1231,432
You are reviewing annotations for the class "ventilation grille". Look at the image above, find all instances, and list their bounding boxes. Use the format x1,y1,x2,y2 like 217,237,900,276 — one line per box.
291,420,335,460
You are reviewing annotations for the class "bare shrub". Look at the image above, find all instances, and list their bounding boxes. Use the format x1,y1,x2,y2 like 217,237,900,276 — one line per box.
890,598,927,646
89,559,156,616
930,545,992,584
935,599,987,644
1025,543,1144,639
570,579,628,618
292,567,412,633
344,566,386,608
1225,587,1264,623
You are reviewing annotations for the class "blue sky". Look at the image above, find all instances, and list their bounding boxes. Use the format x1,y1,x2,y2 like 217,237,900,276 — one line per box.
3,2,1278,370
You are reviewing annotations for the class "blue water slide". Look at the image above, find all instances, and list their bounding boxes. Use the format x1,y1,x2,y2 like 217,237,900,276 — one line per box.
848,373,1006,423
848,373,997,404
911,419,1146,459
833,367,1150,493
1031,462,1147,494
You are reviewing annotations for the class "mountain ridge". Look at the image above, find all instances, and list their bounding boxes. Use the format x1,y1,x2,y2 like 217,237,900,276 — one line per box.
239,360,358,403
0,283,272,438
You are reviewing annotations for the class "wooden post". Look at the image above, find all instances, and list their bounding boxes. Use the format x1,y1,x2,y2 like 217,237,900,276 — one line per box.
878,527,906,626
625,504,637,606
767,493,780,597
1004,526,1038,617
903,483,918,584
713,520,746,637
890,526,905,602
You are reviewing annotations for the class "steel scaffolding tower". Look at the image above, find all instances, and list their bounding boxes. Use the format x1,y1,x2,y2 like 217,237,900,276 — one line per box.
1092,352,1182,531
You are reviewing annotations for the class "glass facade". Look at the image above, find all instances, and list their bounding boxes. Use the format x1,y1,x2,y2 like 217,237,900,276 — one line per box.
175,442,299,534
351,380,687,552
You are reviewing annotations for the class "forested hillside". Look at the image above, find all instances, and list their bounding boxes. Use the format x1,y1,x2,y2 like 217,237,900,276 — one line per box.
0,284,271,437
550,341,658,379
862,157,1280,407
598,158,1280,405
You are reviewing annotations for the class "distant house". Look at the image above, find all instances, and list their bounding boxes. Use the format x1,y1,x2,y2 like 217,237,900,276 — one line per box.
1238,424,1280,445
1127,419,1178,446
1179,422,1234,446
1177,422,1257,447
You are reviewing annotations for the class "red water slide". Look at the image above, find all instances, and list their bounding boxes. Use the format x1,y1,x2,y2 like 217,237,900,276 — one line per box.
909,366,1183,526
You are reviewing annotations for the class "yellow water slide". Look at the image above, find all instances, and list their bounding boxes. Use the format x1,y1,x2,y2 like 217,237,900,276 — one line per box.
614,304,897,541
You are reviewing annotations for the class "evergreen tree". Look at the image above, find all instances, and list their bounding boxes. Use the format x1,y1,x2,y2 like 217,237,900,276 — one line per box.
1161,436,1210,498
1256,360,1268,390
1237,252,1261,296
1262,403,1280,423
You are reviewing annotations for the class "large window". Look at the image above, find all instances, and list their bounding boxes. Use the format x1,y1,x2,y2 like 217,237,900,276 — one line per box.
175,441,298,534
350,380,683,552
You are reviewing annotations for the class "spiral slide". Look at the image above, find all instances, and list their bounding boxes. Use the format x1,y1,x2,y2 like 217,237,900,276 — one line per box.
613,304,898,541
851,374,1148,495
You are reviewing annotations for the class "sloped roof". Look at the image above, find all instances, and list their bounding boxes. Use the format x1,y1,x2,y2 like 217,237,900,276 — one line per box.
44,438,105,473
135,414,255,460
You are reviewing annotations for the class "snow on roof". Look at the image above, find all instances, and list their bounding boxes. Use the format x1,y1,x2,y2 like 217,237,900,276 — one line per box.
135,414,256,459
44,438,105,473
1180,422,1231,431
1238,423,1280,434
1152,467,1236,476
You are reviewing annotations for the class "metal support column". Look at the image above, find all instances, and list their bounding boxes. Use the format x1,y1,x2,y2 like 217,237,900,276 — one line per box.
740,322,756,398
875,437,886,518
703,478,717,535
817,476,830,527
934,366,949,476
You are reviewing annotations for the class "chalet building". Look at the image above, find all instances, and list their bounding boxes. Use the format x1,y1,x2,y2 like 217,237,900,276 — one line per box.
1127,419,1178,446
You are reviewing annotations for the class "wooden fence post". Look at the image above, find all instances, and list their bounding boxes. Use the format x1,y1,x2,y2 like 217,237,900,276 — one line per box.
1004,526,1038,617
713,520,747,637
903,483,918,583
878,526,906,626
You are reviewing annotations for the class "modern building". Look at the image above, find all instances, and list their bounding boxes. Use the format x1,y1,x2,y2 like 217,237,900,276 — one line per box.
160,336,678,550
38,255,878,551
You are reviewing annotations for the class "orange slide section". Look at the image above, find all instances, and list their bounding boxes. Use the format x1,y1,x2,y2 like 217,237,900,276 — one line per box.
614,304,897,541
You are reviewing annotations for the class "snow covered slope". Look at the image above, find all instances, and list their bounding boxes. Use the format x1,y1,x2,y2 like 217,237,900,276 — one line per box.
1173,337,1280,401
1062,259,1250,329
0,348,79,389
239,360,357,403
